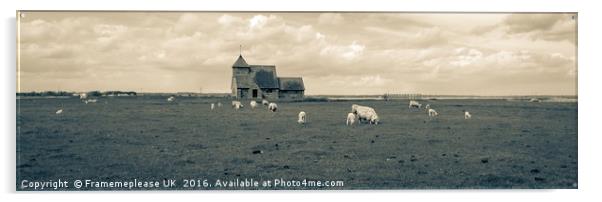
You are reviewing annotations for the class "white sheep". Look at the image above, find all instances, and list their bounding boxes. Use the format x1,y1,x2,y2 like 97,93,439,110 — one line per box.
369,113,380,125
262,99,269,106
211,103,215,110
167,96,175,102
268,103,278,112
352,104,379,125
464,111,472,119
217,102,222,107
250,101,258,109
56,109,63,114
346,113,357,126
232,101,243,110
409,100,422,108
356,108,380,125
84,99,97,104
428,108,439,117
298,111,306,124
351,104,376,114
79,93,88,100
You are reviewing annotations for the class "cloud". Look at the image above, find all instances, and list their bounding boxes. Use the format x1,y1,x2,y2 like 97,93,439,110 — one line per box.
504,14,565,33
320,41,365,60
249,15,270,29
318,13,344,24
217,14,243,26
17,12,576,95
364,26,448,48
473,13,576,43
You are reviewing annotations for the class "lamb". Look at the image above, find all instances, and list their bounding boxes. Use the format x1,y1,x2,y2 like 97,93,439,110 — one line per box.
298,111,306,124
268,103,278,112
250,101,258,109
262,99,269,106
428,108,439,117
464,111,472,119
409,100,422,108
346,113,357,126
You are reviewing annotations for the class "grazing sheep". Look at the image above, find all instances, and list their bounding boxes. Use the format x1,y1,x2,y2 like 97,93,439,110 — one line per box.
298,111,306,124
351,104,376,114
250,101,258,109
529,98,541,102
346,113,357,126
79,93,88,100
56,109,63,114
268,103,278,112
409,100,422,108
369,113,380,125
262,99,269,106
428,108,439,117
352,104,379,125
464,111,472,119
232,101,243,110
167,96,175,102
84,99,97,104
211,103,215,110
217,102,222,107
356,108,380,125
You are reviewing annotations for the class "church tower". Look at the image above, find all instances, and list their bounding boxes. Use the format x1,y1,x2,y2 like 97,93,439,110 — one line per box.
232,54,250,75
231,53,251,98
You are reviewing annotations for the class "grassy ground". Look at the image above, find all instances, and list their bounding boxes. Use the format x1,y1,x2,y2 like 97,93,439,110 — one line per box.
16,97,577,190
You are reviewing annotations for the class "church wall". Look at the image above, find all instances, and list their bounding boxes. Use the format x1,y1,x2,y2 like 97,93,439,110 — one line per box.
279,90,304,100
261,89,279,100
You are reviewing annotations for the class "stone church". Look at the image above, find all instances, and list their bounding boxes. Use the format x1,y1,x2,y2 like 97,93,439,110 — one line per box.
231,54,305,100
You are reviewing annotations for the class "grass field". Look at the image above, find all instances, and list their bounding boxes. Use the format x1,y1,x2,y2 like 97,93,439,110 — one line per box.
16,96,578,190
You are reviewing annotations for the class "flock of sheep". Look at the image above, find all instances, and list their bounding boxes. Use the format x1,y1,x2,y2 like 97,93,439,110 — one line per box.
57,93,473,125
207,98,473,126
409,100,471,120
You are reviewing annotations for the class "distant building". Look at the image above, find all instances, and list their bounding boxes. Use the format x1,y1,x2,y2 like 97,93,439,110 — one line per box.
231,54,305,100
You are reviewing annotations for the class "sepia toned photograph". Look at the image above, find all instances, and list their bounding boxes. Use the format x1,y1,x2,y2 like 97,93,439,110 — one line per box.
16,11,577,190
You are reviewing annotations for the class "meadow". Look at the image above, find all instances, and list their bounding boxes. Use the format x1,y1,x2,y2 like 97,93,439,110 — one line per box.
16,96,578,189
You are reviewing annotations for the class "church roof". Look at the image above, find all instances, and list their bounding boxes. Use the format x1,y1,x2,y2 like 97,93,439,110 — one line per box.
251,65,279,89
278,77,305,91
232,55,250,68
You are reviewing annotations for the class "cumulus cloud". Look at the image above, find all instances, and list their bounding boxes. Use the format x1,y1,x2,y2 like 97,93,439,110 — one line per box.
472,13,576,43
17,12,577,95
320,41,365,60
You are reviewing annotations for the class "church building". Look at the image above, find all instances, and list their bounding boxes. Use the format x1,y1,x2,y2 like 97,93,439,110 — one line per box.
231,54,305,100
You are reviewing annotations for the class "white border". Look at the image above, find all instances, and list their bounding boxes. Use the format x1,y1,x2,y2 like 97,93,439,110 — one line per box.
3,0,600,202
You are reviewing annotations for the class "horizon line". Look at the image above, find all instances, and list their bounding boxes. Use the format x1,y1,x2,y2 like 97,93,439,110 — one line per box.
15,91,578,97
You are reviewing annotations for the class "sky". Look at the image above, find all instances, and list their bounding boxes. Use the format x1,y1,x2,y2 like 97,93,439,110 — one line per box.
17,12,577,95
